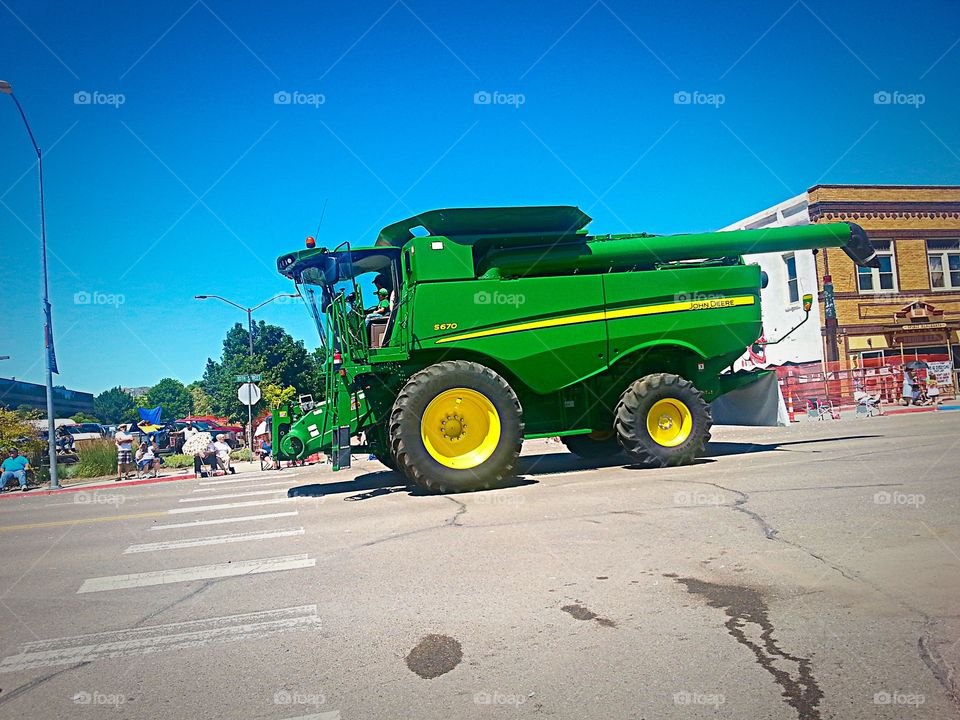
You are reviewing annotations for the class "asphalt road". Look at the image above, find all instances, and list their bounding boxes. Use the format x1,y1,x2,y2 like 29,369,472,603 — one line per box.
0,411,958,719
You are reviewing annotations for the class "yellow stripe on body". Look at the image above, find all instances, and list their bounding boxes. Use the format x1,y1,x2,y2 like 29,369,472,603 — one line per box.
434,295,755,344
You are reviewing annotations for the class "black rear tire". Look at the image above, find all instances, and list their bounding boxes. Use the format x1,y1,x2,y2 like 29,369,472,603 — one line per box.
389,360,523,493
561,432,623,459
615,373,711,467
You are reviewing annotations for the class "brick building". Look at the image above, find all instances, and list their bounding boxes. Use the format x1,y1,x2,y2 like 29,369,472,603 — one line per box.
722,184,960,392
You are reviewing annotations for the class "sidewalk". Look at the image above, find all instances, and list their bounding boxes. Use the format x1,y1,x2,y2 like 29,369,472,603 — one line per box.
0,460,270,499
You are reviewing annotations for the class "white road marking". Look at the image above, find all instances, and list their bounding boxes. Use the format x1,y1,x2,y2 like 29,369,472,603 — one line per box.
198,472,298,486
0,605,320,672
150,511,299,530
78,554,315,593
124,528,304,553
192,480,293,493
179,489,288,503
167,498,295,514
283,712,341,720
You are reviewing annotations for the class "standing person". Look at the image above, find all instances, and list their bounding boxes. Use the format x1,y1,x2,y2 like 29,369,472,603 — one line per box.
114,424,135,481
1,448,31,492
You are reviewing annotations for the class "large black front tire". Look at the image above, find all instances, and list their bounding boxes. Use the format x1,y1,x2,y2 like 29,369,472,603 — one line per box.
615,373,712,467
389,360,523,494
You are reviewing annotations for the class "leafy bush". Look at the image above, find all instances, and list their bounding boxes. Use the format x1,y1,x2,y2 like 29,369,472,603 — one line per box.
72,439,120,478
162,454,195,469
230,448,254,462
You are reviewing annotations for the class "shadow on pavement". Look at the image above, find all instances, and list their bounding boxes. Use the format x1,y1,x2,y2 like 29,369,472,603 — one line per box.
287,468,538,500
704,435,882,458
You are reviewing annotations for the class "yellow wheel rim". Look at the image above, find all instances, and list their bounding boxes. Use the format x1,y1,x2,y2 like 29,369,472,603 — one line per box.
421,388,501,469
646,398,693,447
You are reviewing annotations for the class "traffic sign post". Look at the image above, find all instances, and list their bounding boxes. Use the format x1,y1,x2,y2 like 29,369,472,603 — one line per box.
237,382,261,450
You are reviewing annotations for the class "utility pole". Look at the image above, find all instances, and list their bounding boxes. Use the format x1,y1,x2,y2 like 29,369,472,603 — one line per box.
2,80,59,488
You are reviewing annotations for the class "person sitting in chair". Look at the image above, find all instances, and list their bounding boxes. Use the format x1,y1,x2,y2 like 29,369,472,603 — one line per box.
213,434,235,474
1,448,30,492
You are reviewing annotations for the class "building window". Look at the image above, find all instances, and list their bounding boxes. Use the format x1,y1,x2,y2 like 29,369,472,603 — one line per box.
783,253,799,303
927,239,960,290
857,239,897,293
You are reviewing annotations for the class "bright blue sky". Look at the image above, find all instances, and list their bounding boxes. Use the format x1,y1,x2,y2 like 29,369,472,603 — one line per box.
2,0,958,394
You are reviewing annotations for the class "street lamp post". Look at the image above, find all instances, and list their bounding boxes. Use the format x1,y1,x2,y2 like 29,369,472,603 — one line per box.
2,80,59,488
194,294,298,450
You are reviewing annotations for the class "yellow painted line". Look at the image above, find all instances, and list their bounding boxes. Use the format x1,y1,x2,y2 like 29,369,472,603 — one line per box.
435,295,756,344
0,510,168,533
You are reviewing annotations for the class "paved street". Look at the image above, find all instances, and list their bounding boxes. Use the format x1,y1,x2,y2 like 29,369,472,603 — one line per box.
0,411,958,719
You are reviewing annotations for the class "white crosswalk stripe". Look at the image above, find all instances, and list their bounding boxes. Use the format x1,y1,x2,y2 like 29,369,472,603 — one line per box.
150,511,299,530
78,554,315,593
198,472,298,486
0,605,320,672
192,480,293,493
179,489,288,503
124,528,304,553
167,498,295,514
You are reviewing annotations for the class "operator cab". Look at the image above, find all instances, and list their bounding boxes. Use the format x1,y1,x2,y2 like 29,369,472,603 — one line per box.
281,246,402,351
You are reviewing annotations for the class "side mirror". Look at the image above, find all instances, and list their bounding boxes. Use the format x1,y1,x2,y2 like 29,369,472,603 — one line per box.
802,293,813,312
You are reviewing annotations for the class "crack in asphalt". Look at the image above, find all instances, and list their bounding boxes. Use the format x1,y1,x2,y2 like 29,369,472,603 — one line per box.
0,661,90,707
132,580,215,627
918,621,960,712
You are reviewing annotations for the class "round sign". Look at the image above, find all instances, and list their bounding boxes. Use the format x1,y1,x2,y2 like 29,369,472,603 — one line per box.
238,382,262,405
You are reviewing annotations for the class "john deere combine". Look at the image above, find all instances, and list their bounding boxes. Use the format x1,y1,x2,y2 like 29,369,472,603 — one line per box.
272,206,877,493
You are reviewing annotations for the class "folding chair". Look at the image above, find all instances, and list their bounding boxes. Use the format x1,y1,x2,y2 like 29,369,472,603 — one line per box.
807,398,839,420
854,391,882,417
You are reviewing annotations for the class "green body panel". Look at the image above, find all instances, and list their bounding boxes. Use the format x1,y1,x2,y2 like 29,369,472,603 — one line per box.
271,206,877,462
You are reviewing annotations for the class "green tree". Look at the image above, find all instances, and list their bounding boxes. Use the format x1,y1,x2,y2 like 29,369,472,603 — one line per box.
0,408,44,458
93,387,137,425
145,378,192,420
187,383,213,416
263,384,297,409
201,321,317,421
70,412,101,424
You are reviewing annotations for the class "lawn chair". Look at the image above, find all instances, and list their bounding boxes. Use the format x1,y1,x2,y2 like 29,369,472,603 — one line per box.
806,398,840,420
854,391,883,417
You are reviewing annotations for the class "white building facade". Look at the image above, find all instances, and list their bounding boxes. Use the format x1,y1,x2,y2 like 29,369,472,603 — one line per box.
720,193,824,369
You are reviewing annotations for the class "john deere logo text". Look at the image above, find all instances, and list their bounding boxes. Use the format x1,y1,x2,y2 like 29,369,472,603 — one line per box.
690,298,735,310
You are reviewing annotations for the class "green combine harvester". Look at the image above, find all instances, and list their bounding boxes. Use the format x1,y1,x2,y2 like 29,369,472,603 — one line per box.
271,206,877,493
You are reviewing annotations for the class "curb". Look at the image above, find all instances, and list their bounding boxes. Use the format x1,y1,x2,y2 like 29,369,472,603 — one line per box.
0,472,198,499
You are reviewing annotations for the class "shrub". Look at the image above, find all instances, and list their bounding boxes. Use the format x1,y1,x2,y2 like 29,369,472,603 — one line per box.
72,439,120,478
230,448,254,462
162,454,195,469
